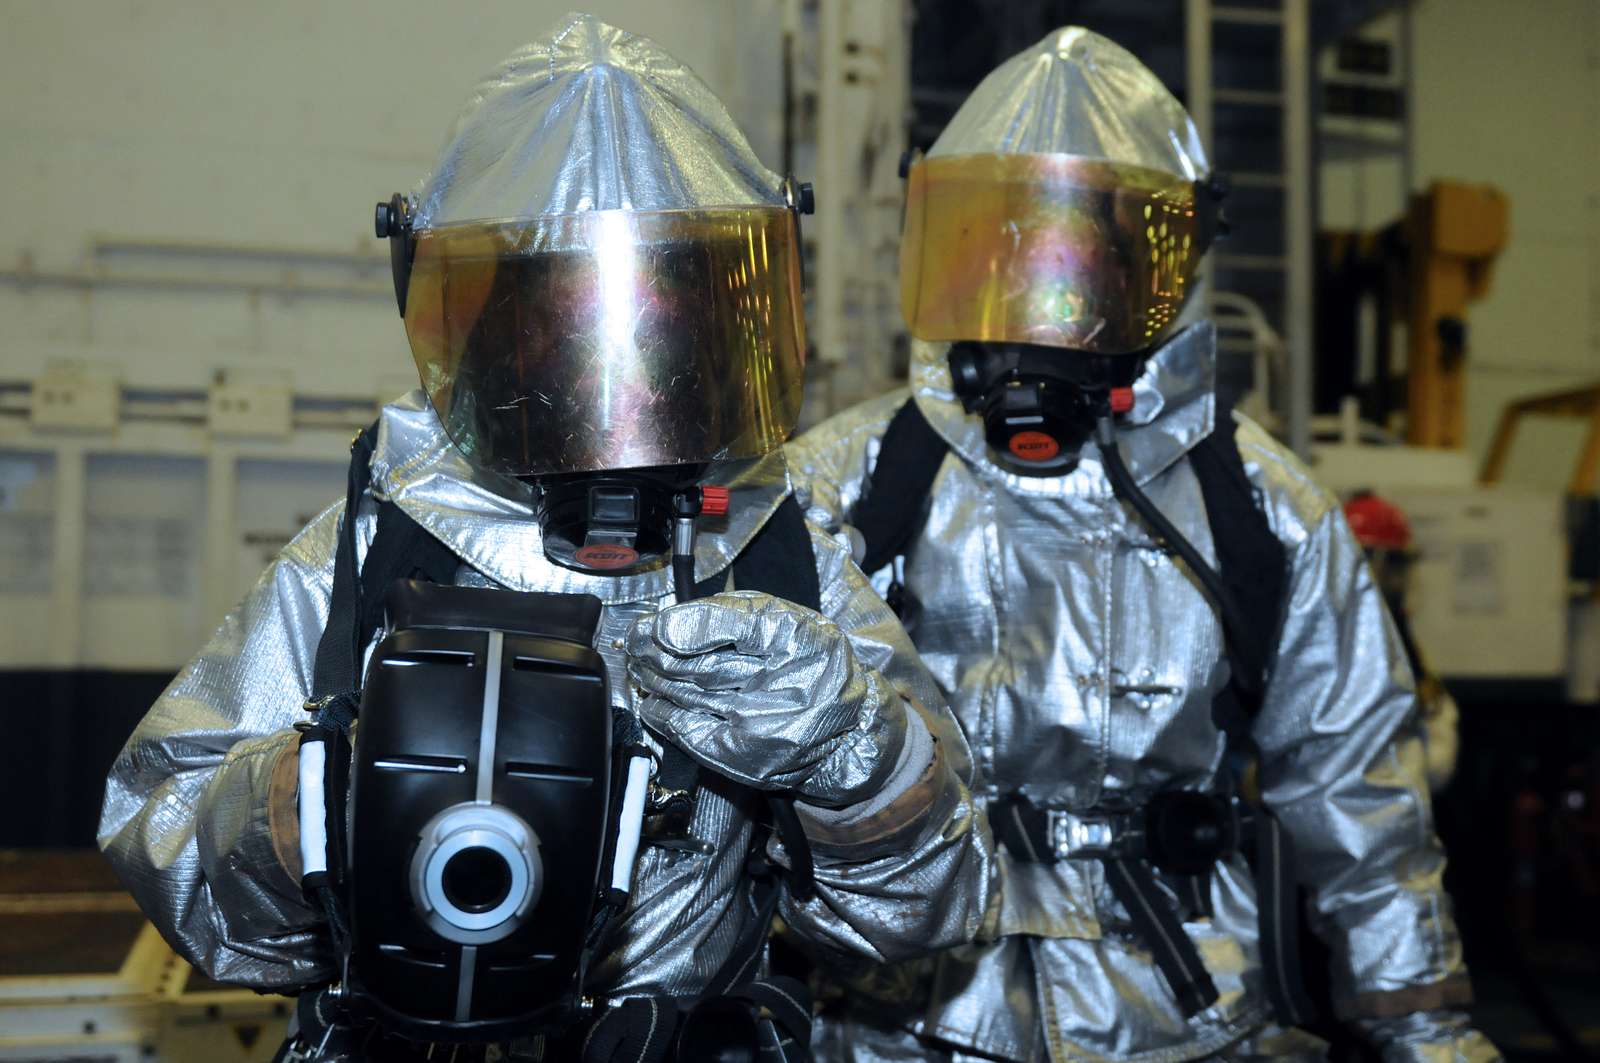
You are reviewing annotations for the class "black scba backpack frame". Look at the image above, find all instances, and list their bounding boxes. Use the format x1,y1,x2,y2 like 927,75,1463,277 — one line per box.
855,397,1316,1028
345,580,633,1038
287,424,820,1062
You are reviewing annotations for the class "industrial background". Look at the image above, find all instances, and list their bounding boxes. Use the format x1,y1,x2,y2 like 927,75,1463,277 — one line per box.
1,1,1597,1060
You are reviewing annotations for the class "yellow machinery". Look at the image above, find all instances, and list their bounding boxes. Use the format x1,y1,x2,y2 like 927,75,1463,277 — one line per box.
1311,180,1593,692
1314,179,1507,447
0,851,286,1062
1402,180,1509,448
1479,381,1600,703
1480,382,1600,498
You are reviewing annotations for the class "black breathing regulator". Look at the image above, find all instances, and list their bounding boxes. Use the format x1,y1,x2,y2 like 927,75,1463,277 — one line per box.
947,341,1145,475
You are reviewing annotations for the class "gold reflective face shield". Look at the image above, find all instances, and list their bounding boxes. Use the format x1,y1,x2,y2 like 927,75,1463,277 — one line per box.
900,153,1202,355
403,207,806,477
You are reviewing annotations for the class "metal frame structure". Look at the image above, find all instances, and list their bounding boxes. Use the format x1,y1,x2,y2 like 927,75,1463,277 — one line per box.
796,0,913,417
1480,383,1600,497
0,384,360,670
0,919,285,1062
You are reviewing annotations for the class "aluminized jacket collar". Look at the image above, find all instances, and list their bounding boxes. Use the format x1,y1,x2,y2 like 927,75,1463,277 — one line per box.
909,320,1217,490
368,390,790,602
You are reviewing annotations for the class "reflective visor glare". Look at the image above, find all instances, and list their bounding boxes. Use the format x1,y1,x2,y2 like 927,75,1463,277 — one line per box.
900,154,1200,355
403,207,807,477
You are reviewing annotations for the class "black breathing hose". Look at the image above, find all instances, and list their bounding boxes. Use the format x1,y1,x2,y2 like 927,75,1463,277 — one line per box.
1094,417,1266,700
672,549,696,603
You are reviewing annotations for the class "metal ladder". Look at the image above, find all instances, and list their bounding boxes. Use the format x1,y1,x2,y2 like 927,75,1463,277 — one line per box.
1186,0,1314,457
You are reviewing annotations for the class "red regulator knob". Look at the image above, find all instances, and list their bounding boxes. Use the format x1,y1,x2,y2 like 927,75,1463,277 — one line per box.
700,485,731,517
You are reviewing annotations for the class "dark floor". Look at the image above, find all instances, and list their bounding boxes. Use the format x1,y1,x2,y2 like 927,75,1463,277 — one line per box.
1473,970,1600,1060
1435,690,1600,1062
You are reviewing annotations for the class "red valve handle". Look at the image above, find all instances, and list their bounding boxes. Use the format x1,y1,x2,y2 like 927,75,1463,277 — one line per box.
700,485,731,517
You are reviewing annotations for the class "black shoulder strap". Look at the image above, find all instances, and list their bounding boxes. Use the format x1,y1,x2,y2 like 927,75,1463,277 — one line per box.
854,399,951,574
309,421,461,710
726,494,822,610
1188,416,1287,732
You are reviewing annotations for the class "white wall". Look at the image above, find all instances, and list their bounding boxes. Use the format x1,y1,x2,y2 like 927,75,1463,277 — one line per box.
0,1,790,670
1319,0,1600,488
0,0,786,398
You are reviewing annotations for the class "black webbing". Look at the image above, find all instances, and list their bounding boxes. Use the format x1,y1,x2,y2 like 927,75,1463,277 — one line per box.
1188,424,1312,1025
308,422,458,709
1250,810,1314,1025
1187,418,1288,728
990,793,1220,1017
988,793,1053,864
853,400,950,575
722,977,814,1051
307,424,379,711
714,494,824,613
704,870,787,998
653,745,702,793
1105,856,1220,1018
577,998,677,1063
993,790,1312,1026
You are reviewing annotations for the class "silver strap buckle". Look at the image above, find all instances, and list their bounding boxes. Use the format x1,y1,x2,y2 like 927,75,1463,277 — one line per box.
1049,811,1118,860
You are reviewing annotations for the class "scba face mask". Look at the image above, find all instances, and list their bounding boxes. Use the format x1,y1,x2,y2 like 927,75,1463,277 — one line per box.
393,202,807,480
946,340,1146,474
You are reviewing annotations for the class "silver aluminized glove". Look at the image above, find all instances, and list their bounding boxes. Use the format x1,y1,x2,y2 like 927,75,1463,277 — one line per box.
625,591,909,808
1355,1011,1501,1063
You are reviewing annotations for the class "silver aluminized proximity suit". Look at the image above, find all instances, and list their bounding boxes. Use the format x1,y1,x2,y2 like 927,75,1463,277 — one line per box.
97,11,990,1030
790,25,1495,1063
99,395,989,996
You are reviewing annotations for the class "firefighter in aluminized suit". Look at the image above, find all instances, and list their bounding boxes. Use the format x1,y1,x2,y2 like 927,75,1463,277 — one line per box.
96,14,989,1059
790,27,1496,1063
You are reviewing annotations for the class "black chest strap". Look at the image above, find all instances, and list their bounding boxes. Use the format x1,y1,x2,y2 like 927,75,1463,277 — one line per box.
308,422,459,717
704,492,822,607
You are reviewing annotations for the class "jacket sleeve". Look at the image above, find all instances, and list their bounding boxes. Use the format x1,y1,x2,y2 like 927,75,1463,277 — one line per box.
97,501,346,989
1251,486,1471,1019
775,525,994,966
